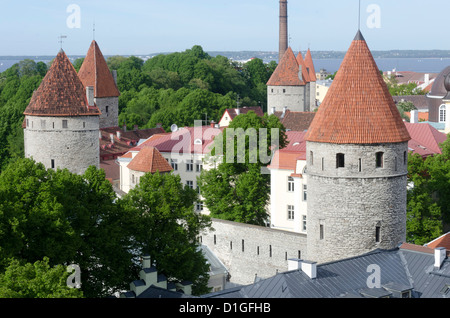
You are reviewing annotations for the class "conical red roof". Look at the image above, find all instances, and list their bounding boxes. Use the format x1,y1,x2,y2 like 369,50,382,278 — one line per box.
78,41,120,98
306,31,410,144
24,50,101,117
267,47,305,86
296,52,311,83
127,147,173,174
304,49,317,82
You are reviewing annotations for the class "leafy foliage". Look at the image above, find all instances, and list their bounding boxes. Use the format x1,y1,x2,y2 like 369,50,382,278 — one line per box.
406,136,450,245
199,111,287,226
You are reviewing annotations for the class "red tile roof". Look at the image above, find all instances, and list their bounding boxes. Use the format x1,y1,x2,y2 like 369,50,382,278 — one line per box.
273,110,316,132
296,53,311,83
306,31,411,144
404,122,447,157
24,50,101,117
267,47,305,86
220,107,264,122
304,49,317,82
267,131,307,170
135,126,223,155
100,126,166,161
127,146,173,174
426,232,450,254
78,41,120,98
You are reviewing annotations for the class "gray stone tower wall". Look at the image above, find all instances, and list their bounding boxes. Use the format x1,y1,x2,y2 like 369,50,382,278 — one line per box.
267,85,307,113
96,96,119,129
24,115,100,175
305,141,408,264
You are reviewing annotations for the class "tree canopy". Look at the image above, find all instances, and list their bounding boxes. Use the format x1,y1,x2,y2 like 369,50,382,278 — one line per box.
199,111,287,226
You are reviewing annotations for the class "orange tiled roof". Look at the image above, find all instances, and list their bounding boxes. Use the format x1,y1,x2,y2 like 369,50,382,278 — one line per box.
426,232,450,253
24,50,101,117
127,146,173,174
304,49,317,82
78,41,120,98
305,31,411,144
296,53,311,83
267,47,305,87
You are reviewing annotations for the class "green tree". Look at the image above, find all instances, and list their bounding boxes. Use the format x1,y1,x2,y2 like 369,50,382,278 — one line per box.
0,257,83,298
119,172,212,295
199,111,287,226
0,158,137,297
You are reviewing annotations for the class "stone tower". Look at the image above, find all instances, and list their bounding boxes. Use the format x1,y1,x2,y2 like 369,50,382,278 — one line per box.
23,50,101,175
305,31,411,264
279,0,288,62
267,47,316,113
78,40,120,129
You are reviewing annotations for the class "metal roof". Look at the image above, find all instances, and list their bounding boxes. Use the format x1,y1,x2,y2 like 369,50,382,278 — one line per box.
203,247,450,299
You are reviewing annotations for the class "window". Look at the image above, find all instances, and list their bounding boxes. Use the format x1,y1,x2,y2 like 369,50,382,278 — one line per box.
375,226,381,243
106,106,109,113
302,215,307,231
283,89,286,93
303,185,307,201
439,104,446,123
321,157,324,171
287,205,294,220
196,202,203,212
170,159,178,171
132,174,135,184
394,157,398,171
83,122,86,128
186,160,193,172
359,158,362,172
62,120,68,129
40,120,46,129
336,153,345,168
287,177,295,192
320,224,324,240
310,151,314,166
196,162,203,172
51,159,55,169
404,151,407,165
26,119,29,127
376,152,384,168
186,180,194,189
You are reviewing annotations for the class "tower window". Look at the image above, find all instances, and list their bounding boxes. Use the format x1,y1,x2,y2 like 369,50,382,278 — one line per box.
404,151,407,165
359,158,362,172
62,120,68,129
51,159,55,169
321,157,324,171
320,224,324,240
375,226,381,243
106,106,109,114
310,151,314,166
303,185,307,201
376,152,384,168
336,153,345,168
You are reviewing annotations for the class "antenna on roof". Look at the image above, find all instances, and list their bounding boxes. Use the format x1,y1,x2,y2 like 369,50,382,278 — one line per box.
58,35,67,50
93,20,96,40
358,0,362,31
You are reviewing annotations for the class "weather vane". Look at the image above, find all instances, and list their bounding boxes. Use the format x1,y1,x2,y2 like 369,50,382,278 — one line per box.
58,35,67,50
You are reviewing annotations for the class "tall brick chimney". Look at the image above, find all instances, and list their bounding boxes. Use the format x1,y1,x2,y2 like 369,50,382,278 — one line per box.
279,0,288,62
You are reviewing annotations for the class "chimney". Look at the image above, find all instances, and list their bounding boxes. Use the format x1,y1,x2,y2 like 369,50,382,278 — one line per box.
288,259,302,271
435,247,447,270
271,107,276,115
110,133,115,144
301,260,317,279
111,70,118,86
410,110,419,124
210,121,216,128
279,0,288,62
282,106,288,118
142,254,151,269
236,108,240,116
123,124,127,132
116,131,122,140
424,73,430,84
86,86,94,107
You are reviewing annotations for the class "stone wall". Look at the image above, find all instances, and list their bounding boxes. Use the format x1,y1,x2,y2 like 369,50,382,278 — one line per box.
201,219,307,286
96,96,119,129
267,85,307,113
306,141,408,264
24,115,100,175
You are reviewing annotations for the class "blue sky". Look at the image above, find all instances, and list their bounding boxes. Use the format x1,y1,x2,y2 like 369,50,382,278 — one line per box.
0,0,448,56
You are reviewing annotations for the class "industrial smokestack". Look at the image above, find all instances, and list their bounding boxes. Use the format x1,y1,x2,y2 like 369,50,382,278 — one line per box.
279,0,288,62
